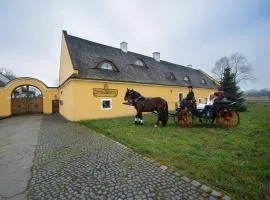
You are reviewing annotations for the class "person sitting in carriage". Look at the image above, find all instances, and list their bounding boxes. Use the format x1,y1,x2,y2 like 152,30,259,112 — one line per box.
178,85,196,111
207,87,225,117
214,87,224,103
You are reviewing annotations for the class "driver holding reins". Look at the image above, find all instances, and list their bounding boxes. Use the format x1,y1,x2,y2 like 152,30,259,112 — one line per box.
186,85,195,102
179,85,195,110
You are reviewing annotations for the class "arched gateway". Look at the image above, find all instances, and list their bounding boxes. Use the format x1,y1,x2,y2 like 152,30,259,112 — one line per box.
0,77,58,118
11,85,43,115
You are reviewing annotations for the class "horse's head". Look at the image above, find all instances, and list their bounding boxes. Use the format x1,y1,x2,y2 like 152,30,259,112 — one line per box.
124,88,141,101
124,88,131,101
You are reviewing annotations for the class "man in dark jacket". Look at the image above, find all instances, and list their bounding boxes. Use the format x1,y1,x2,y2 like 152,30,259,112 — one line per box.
186,85,195,101
179,86,195,110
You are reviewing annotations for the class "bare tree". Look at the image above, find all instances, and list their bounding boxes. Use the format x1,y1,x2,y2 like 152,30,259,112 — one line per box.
212,56,230,81
212,53,254,84
0,67,16,80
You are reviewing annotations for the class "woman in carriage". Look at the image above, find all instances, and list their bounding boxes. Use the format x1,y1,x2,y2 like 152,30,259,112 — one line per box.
207,87,225,117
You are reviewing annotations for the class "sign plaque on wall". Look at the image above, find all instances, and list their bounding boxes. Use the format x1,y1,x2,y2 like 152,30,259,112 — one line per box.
93,83,118,97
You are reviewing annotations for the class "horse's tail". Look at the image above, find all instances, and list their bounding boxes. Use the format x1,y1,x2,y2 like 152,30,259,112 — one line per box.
160,101,169,126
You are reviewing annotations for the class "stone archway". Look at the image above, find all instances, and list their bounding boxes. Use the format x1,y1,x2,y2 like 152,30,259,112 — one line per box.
11,85,43,115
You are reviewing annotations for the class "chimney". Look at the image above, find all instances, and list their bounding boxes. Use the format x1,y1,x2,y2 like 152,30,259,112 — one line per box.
187,64,192,68
153,52,160,62
120,42,128,53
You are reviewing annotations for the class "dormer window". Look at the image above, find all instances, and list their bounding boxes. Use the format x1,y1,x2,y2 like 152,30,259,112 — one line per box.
134,59,145,67
97,61,118,71
101,62,113,70
184,76,190,82
201,79,206,84
165,72,176,81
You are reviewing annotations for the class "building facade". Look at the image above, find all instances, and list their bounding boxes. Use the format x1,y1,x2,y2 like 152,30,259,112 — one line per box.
0,31,218,121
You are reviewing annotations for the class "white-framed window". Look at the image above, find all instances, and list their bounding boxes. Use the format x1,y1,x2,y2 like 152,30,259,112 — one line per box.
101,99,112,110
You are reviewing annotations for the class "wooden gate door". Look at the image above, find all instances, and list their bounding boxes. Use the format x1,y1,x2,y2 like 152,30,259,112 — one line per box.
28,98,43,113
12,97,43,115
11,98,28,115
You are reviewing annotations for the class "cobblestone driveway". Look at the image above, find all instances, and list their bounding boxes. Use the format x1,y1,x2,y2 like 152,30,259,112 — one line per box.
28,115,217,200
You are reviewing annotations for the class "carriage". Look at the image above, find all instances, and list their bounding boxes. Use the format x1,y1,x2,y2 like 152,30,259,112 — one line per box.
172,98,240,128
124,88,240,128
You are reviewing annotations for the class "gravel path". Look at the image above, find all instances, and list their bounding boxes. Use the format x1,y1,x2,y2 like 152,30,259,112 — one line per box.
27,115,213,199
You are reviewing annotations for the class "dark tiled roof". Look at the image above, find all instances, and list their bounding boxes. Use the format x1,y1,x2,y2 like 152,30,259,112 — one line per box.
0,73,10,87
0,80,5,87
64,31,217,89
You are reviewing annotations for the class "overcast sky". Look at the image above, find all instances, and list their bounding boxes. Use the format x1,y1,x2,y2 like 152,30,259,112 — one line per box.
0,0,269,90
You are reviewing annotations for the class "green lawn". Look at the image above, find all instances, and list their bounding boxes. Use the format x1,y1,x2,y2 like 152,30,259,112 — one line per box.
81,103,270,199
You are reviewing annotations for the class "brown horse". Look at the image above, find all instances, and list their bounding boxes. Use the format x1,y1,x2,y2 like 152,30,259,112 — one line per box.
124,89,168,127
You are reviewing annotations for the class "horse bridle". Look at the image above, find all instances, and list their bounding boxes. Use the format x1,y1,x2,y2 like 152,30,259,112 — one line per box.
127,90,144,104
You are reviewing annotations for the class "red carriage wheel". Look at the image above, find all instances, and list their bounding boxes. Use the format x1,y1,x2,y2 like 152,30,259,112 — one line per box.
217,108,240,128
178,111,193,128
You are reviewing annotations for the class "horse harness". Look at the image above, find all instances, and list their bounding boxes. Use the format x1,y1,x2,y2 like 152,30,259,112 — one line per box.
134,96,146,107
128,95,146,108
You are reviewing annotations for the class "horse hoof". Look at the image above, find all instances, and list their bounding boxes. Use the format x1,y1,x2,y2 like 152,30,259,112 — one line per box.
154,125,158,127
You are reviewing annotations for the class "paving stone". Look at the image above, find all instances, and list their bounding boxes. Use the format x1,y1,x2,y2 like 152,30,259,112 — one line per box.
201,185,212,193
191,180,201,187
26,115,224,200
211,190,222,198
160,165,168,170
181,176,191,182
174,172,180,177
222,195,231,200
167,168,175,174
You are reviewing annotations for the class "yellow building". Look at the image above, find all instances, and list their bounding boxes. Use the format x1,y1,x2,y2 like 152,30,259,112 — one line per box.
0,31,218,121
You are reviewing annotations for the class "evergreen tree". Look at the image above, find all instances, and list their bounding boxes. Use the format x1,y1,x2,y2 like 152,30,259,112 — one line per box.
220,67,246,111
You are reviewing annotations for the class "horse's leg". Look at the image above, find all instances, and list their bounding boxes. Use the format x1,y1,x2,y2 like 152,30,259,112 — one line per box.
160,111,166,127
161,114,166,127
155,111,161,127
139,112,143,125
158,107,165,127
134,113,139,125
